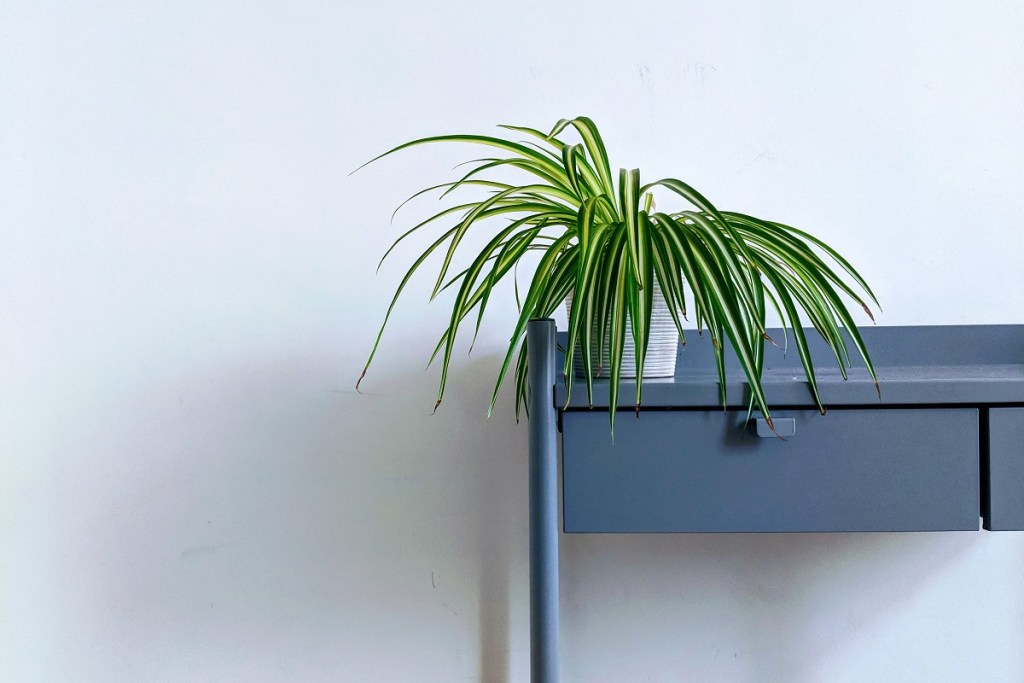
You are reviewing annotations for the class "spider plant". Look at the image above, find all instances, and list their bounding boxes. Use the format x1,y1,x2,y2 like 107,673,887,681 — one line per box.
355,116,879,433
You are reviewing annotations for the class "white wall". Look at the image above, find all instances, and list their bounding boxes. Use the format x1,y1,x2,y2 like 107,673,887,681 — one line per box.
2,1,1023,681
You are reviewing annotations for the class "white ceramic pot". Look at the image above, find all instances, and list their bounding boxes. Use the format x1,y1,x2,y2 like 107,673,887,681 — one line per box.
564,282,679,379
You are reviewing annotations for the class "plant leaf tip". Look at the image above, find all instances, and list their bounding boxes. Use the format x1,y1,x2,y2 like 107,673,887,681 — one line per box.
349,156,377,176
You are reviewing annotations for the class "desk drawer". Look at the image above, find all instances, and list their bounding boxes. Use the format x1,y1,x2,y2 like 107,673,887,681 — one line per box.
562,408,980,532
985,407,1024,530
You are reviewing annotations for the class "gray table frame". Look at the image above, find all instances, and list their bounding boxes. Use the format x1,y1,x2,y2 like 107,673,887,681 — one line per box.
525,320,1024,682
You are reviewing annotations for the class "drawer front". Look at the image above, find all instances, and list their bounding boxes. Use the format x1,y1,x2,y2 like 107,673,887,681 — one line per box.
562,408,980,532
985,407,1024,531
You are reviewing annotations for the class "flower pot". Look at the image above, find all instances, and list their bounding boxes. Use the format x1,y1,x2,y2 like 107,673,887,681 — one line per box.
565,282,679,379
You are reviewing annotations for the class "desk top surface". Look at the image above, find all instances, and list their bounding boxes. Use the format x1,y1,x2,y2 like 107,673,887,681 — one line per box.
554,325,1024,409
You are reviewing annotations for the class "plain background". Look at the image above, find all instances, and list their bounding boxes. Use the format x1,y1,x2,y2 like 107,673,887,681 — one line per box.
3,1,1024,681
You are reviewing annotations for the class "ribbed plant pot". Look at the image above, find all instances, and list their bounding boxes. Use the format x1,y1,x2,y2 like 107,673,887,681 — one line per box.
565,283,679,379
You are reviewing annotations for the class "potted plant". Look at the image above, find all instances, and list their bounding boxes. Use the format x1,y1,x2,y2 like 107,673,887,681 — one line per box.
355,117,879,433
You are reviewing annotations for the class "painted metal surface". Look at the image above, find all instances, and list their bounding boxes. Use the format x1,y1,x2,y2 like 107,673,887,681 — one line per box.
985,407,1024,531
549,324,1024,531
534,324,1022,680
527,319,560,682
562,408,981,533
752,417,795,438
554,325,1024,408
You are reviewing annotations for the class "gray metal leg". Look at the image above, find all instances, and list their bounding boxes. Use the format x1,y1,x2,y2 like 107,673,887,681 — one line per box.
527,319,559,683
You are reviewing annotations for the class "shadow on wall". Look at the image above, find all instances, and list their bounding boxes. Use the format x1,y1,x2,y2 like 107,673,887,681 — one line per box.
44,342,992,682
561,527,982,681
56,348,527,682
355,356,527,683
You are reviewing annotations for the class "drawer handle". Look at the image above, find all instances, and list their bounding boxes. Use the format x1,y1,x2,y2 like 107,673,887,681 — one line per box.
751,417,796,438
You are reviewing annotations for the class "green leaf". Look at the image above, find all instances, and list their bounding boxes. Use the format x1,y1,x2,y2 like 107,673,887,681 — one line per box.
605,246,630,435
549,117,616,200
648,222,688,345
352,133,567,185
757,260,825,414
619,168,645,287
357,222,464,394
564,199,614,406
430,190,576,299
488,232,577,416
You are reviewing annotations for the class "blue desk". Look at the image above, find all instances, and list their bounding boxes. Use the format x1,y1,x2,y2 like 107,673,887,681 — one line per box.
527,322,1024,681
